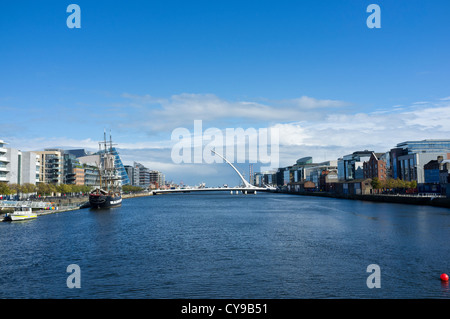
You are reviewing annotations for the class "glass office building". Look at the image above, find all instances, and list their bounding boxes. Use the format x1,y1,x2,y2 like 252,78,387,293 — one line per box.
111,148,130,186
391,140,450,183
338,150,373,180
396,140,450,154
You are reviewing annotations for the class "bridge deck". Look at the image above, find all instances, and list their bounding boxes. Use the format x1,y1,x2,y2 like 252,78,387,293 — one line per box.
152,187,273,194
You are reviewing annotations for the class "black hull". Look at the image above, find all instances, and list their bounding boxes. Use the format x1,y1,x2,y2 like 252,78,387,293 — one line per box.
89,194,122,209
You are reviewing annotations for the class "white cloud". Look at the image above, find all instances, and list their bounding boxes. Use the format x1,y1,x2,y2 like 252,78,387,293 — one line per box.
265,99,450,165
120,93,350,132
403,105,450,131
6,93,450,185
287,96,349,109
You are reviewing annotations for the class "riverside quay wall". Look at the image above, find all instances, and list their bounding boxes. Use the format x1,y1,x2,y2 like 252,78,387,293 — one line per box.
283,191,450,208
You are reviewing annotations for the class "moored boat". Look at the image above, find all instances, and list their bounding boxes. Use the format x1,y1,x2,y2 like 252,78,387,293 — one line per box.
89,188,122,209
3,206,37,221
89,131,123,209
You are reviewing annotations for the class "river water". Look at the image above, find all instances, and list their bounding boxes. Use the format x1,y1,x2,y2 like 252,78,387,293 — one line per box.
1,192,449,299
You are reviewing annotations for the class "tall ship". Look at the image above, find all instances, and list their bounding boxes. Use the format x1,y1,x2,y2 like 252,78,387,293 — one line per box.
89,132,123,209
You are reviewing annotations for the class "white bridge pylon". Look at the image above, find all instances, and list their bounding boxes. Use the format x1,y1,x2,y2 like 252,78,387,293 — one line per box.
210,149,256,189
152,150,274,195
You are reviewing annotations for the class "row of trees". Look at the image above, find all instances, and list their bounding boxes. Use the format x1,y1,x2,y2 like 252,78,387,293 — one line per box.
371,177,417,192
122,185,144,193
0,183,146,198
0,182,92,197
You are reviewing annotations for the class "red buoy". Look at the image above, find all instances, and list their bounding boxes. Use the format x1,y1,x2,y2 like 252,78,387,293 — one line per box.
440,273,449,282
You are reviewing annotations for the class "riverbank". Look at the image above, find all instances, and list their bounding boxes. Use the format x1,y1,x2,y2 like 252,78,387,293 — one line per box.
1,192,157,220
281,190,450,208
36,192,154,215
122,191,153,199
35,197,90,216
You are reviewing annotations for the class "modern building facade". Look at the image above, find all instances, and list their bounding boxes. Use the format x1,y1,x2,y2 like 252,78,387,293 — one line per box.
440,161,450,196
124,165,134,185
77,155,101,187
83,164,99,187
396,140,450,154
303,160,338,188
390,140,450,183
63,152,79,185
110,148,130,186
272,157,338,190
22,152,40,184
19,151,40,184
338,150,373,181
0,140,9,183
132,162,149,187
6,148,21,184
73,167,85,185
4,145,40,185
149,170,165,187
35,149,65,185
423,155,450,193
254,170,277,187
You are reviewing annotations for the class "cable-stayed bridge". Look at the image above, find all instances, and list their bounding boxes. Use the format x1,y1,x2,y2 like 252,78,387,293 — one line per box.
152,150,276,195
152,186,274,195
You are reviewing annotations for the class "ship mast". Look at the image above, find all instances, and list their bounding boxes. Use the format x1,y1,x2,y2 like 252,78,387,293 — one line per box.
109,130,114,192
98,129,119,193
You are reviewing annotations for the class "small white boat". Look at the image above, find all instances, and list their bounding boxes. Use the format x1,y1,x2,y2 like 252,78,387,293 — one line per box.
3,206,37,221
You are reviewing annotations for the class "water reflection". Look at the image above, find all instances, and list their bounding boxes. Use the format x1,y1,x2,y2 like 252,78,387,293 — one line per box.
441,280,449,296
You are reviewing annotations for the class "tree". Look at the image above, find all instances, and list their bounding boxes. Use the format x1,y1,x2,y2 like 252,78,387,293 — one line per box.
37,183,57,196
48,184,57,196
382,178,394,191
0,183,12,196
394,178,406,190
371,177,382,194
57,184,72,195
37,183,52,196
22,183,37,195
8,183,22,199
81,185,91,194
122,185,144,193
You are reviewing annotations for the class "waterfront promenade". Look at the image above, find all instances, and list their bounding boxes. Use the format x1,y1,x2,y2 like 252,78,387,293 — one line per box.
281,190,450,208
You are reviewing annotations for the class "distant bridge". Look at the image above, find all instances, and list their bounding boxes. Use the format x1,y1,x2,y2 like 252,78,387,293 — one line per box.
152,186,274,195
153,150,275,195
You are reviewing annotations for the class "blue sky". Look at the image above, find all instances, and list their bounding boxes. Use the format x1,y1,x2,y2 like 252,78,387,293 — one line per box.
1,1,450,185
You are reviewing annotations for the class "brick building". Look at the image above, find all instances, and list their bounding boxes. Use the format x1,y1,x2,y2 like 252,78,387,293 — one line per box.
363,152,388,180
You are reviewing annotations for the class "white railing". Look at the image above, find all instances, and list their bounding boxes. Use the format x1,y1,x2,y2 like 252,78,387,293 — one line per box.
379,193,446,198
0,200,54,208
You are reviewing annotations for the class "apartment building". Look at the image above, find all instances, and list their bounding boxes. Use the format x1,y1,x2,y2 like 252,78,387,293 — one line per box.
363,152,388,181
0,140,9,183
35,149,65,185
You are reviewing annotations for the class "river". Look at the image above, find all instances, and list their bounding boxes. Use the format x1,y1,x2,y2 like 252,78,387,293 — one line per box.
1,192,449,299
